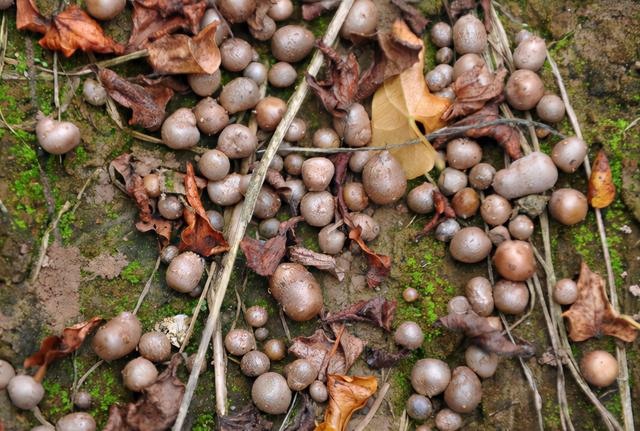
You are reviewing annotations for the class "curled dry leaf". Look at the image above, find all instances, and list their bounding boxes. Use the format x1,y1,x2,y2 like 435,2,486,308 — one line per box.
288,246,345,281
219,404,273,431
247,0,271,34
390,0,429,35
587,150,616,209
179,163,229,257
562,262,638,342
127,0,207,52
415,190,456,240
437,311,536,357
442,65,508,121
364,347,410,369
315,375,378,431
283,394,314,431
24,317,103,382
330,323,367,373
104,354,185,431
449,0,492,32
434,102,523,160
16,0,49,33
240,217,303,276
301,0,340,20
323,297,397,331
371,36,451,178
100,68,174,131
147,23,221,75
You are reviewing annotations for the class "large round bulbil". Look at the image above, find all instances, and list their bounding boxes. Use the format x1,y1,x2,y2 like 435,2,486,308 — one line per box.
271,25,315,62
55,412,96,431
300,191,335,227
302,157,335,191
86,0,125,20
333,103,372,147
198,149,230,181
251,372,292,414
219,77,260,114
492,151,558,199
166,252,204,293
549,188,588,225
256,97,286,131
580,350,619,388
286,359,317,391
161,108,200,150
435,408,463,431
188,71,221,97
444,366,482,413
225,329,255,356
513,36,547,71
553,278,578,305
394,321,424,350
0,359,15,390
505,69,545,111
7,375,44,410
536,94,565,123
268,62,297,88
411,358,451,397
406,394,433,420
92,312,142,361
407,183,436,214
269,263,323,321
220,38,253,72
551,137,587,173
36,115,81,155
465,277,494,316
138,332,172,362
362,151,407,205
446,138,482,170
468,163,496,190
493,240,536,281
218,0,256,23
343,182,369,212
449,227,492,263
493,280,529,314
122,357,158,392
465,345,499,378
340,0,378,41
480,194,512,226
217,124,258,159
453,14,487,54
438,168,468,196
193,98,229,135
207,173,243,206
240,351,270,377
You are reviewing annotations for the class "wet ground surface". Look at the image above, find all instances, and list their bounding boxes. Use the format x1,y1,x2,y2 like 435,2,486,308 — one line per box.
1,0,639,430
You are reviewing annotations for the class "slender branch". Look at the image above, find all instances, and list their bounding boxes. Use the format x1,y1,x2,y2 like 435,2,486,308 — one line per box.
132,255,162,314
353,382,391,431
179,262,217,353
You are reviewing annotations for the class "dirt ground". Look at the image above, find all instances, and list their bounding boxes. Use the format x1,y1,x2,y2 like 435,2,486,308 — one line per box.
1,0,639,430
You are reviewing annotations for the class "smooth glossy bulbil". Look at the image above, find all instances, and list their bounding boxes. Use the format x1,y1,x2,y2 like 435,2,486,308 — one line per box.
493,240,536,281
318,224,346,255
536,94,565,123
553,278,578,305
225,329,255,356
86,0,125,20
452,53,485,80
480,194,512,226
362,151,407,205
122,357,158,392
7,375,44,410
351,213,380,241
493,280,529,314
505,69,545,111
268,62,297,88
309,380,328,403
161,109,200,150
549,188,588,225
166,252,204,293
286,359,317,391
465,345,499,378
218,0,256,23
256,97,287,131
300,191,335,227
435,408,463,431
411,358,451,397
92,312,142,361
394,321,424,350
435,219,460,242
302,157,335,191
446,138,482,169
269,263,323,321
263,339,286,361
219,77,260,114
220,38,253,72
513,36,547,71
468,163,496,190
198,149,230,181
508,215,534,240
431,22,452,48
406,394,433,420
251,372,292,414
245,305,269,327
449,227,492,263
407,183,436,214
551,136,587,173
447,296,470,315
444,366,482,413
340,0,378,41
333,103,372,147
188,71,221,97
207,173,244,206
194,98,229,136
453,14,487,54
82,79,107,106
36,115,81,155
217,124,258,159
451,187,480,219
241,351,271,377
580,350,619,388
271,25,315,63
343,182,369,212
438,168,468,196
138,332,172,362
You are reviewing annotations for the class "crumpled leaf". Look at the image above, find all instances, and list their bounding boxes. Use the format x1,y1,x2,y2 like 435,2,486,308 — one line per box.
219,404,273,431
588,150,616,209
100,68,174,131
24,317,103,381
240,217,303,276
302,0,340,20
562,262,638,342
323,297,397,331
315,375,378,431
330,323,367,373
283,394,315,431
390,0,429,34
179,163,229,257
442,65,507,121
247,0,271,34
450,0,492,32
16,0,49,33
437,311,535,357
434,102,523,160
288,246,345,281
147,23,221,75
371,37,451,178
376,19,423,81
415,190,456,240
127,0,207,52
104,354,185,431
364,347,410,369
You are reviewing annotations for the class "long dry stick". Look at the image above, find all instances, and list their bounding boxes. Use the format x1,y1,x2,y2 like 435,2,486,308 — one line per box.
353,382,391,431
178,261,217,353
547,51,633,431
171,5,356,427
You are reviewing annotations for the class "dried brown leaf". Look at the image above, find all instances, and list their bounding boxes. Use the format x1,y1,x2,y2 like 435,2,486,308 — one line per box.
240,217,303,276
415,190,456,240
588,150,616,208
390,0,429,35
24,317,103,382
219,404,273,431
315,375,378,431
442,65,507,121
562,262,638,342
100,68,174,131
450,0,492,32
289,329,346,382
364,347,410,369
301,0,339,20
147,23,221,75
179,163,229,257
323,297,397,331
283,394,314,431
16,0,49,33
330,323,366,371
288,246,345,281
437,311,535,357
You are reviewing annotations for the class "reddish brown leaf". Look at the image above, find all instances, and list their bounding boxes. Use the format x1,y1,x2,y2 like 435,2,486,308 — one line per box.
302,0,340,20
442,65,507,121
437,311,535,357
24,317,103,381
147,23,221,75
219,404,273,431
390,0,429,34
38,5,125,57
434,103,523,160
588,150,616,208
377,19,422,79
315,375,378,431
289,329,346,382
240,217,303,276
179,163,229,257
16,0,49,33
323,297,397,332
562,262,638,342
288,246,345,281
364,347,410,369
415,190,455,240
329,323,366,371
100,68,174,131
104,354,185,431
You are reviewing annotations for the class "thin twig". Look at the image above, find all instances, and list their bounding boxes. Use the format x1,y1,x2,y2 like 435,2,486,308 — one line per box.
171,2,356,428
29,201,71,286
132,255,162,315
53,52,61,121
277,392,299,431
279,307,292,342
179,261,218,353
353,382,391,431
32,406,54,428
74,360,103,394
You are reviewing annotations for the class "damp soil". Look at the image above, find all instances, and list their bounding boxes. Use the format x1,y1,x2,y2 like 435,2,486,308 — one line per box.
1,0,640,430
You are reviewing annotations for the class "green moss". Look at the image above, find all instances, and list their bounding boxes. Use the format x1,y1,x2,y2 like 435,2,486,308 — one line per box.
121,261,144,284
193,413,216,430
42,381,73,417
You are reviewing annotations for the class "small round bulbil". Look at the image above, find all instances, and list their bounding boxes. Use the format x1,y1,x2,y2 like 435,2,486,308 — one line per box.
122,357,158,392
143,173,161,198
92,312,142,361
219,77,260,114
493,280,529,314
166,251,204,293
480,194,512,226
406,394,433,420
536,94,565,123
256,97,287,131
225,329,255,356
453,14,487,54
553,278,578,305
286,359,317,391
394,321,424,350
447,296,470,315
318,224,346,255
435,408,463,431
244,62,268,84
363,151,407,205
451,187,480,219
309,380,328,403
158,195,183,220
468,163,496,190
218,0,256,23
7,375,44,410
580,350,619,388
285,118,307,142
349,151,374,173
198,149,230,181
259,218,280,239
411,358,451,397
82,79,107,106
435,219,461,243
240,350,270,377
343,182,369,212
188,71,221,97
270,263,323,321
453,53,485,80
220,38,253,72
549,188,588,225
301,157,335,191
36,115,81,155
284,154,305,176
245,305,269,328
508,215,534,240
217,124,258,159
271,25,315,63
161,108,200,150
193,98,229,136
254,186,281,219
313,128,340,149
333,103,372,147
351,213,379,241
438,168,468,196
268,62,297,88
488,225,511,246
86,0,125,20
300,191,335,227
444,366,482,413
446,138,482,170
403,287,419,303
431,22,453,47
55,412,96,431
251,372,292,415
493,240,536,281
449,227,492,263
436,47,454,64
255,327,269,341
551,137,587,173
513,36,547,71
340,0,378,41
407,183,436,214
207,173,243,206
263,339,286,361
138,332,172,362
465,345,499,378
268,0,293,21
73,391,92,410
505,69,545,111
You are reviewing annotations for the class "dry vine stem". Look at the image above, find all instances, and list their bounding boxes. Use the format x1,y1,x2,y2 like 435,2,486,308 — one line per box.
171,2,356,427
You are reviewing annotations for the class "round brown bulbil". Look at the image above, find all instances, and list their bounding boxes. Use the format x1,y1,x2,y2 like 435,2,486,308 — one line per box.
161,108,200,150
505,69,545,111
158,195,183,220
449,227,492,263
138,331,172,362
286,359,317,391
431,22,452,47
343,182,369,212
580,350,619,388
407,183,436,214
394,321,424,350
243,62,268,84
198,149,230,181
453,14,487,54
551,137,587,173
411,358,451,397
251,372,292,414
318,224,346,255
553,278,578,305
256,97,286,132
220,38,253,72
446,138,482,170
269,263,323,321
91,312,142,361
301,157,335,191
548,188,588,226
240,350,270,377
166,251,204,293
444,366,482,413
268,62,297,88
188,71,221,97
465,276,494,316
536,94,565,123
480,194,512,226
263,339,287,361
493,240,536,281
493,280,529,314
451,187,480,219
340,0,378,41
438,168,467,196
217,124,258,159
245,305,269,328
333,103,372,147
468,162,496,190
224,329,255,356
122,357,158,392
300,191,335,227
218,0,256,23
219,77,260,114
193,98,229,136
271,25,315,63
362,151,407,205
